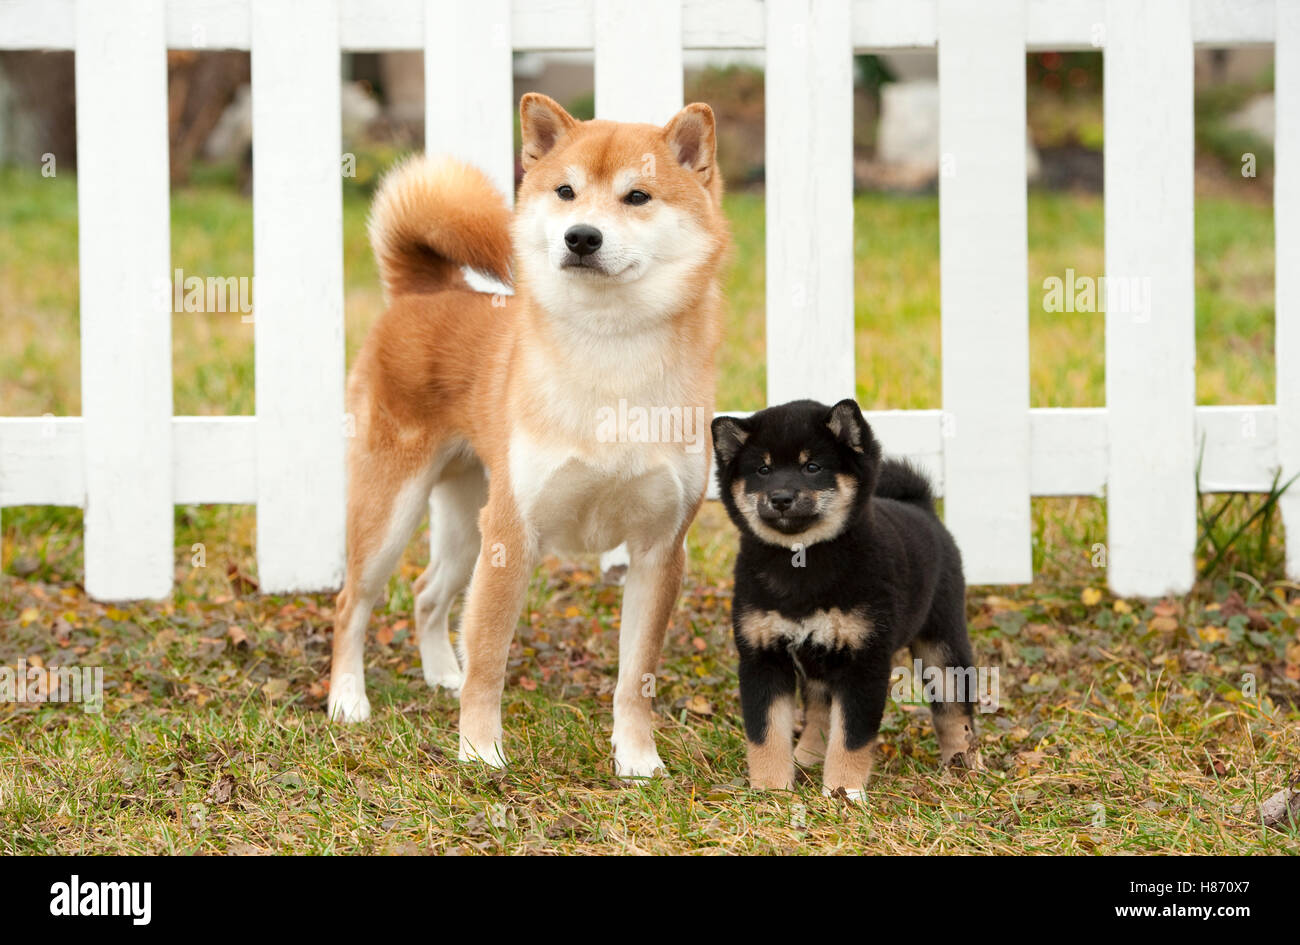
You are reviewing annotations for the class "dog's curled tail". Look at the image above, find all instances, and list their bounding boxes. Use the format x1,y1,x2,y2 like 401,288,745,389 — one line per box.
874,459,937,512
368,155,513,301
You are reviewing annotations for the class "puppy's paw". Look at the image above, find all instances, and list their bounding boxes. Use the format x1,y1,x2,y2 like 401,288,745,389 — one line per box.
823,785,867,803
327,675,371,723
942,748,984,772
794,744,826,766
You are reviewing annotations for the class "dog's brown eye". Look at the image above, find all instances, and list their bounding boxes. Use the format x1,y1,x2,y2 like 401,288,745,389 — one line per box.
757,465,771,476
556,184,575,200
805,462,821,474
624,190,651,206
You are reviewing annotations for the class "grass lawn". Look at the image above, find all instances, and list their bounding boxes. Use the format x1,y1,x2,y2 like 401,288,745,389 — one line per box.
1,164,1297,854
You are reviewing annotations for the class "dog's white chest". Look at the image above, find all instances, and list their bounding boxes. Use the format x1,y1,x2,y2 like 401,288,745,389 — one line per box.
509,432,705,554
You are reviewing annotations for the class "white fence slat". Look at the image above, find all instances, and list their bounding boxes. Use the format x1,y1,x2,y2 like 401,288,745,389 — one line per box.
595,0,683,124
1278,0,1300,577
251,0,346,592
74,0,174,600
937,0,1031,584
425,0,515,204
1104,0,1197,596
764,0,854,407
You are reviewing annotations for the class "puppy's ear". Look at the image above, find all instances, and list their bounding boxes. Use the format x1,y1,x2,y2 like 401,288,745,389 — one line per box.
520,93,577,171
826,399,870,454
711,415,751,467
663,103,717,186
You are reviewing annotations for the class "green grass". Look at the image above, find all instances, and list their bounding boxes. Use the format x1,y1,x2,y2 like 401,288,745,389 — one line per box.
1,164,1296,855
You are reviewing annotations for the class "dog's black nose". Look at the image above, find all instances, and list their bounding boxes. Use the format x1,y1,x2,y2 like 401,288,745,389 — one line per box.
768,490,796,513
564,224,603,256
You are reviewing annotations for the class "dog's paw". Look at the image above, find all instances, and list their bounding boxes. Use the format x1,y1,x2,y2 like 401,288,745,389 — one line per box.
458,736,507,769
423,667,464,695
823,785,867,803
327,675,371,723
328,692,371,723
614,747,666,780
942,748,984,772
794,744,826,766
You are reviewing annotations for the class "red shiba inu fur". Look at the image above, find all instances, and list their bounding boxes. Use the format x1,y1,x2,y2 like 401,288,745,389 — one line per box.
329,94,730,778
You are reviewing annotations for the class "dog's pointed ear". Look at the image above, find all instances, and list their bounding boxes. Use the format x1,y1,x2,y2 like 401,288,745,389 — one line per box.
711,415,751,467
826,399,869,454
663,103,717,186
520,93,577,171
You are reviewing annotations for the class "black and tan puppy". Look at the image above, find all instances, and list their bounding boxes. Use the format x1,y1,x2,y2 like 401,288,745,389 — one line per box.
712,399,982,800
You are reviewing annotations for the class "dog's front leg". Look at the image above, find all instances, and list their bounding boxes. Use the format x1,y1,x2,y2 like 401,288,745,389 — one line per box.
610,539,685,778
456,497,535,768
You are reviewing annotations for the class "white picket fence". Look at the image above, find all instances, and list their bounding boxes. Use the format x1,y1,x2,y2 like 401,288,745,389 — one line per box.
0,0,1294,600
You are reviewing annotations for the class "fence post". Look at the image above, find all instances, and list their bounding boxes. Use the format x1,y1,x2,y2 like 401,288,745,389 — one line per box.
75,0,173,600
251,0,346,592
1104,0,1197,596
764,0,855,406
595,0,683,124
1278,0,1300,577
425,0,515,204
937,0,1032,584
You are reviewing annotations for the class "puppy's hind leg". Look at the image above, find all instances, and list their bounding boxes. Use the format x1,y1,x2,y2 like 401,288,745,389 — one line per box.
414,465,487,693
794,680,831,766
330,467,435,723
912,613,982,769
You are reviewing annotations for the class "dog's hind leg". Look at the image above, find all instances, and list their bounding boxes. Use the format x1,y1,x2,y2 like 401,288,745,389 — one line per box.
794,680,831,766
414,464,487,693
911,613,982,769
330,467,436,723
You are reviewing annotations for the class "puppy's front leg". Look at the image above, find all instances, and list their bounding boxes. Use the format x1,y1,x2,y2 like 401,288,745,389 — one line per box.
737,645,797,790
823,653,890,801
457,497,535,767
611,539,684,778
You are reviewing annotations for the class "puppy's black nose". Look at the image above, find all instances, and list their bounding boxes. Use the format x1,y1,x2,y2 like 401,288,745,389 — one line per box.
768,490,796,513
564,224,603,256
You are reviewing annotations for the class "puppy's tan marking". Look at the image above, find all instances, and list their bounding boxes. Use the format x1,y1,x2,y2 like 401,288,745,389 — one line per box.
794,680,830,765
737,607,875,651
823,699,875,800
747,693,795,789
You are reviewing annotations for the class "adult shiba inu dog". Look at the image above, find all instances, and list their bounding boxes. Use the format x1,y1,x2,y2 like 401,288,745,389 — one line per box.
328,94,729,779
712,399,982,800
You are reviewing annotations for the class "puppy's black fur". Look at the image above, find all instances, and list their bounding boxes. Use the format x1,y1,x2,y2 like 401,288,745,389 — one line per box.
712,398,980,796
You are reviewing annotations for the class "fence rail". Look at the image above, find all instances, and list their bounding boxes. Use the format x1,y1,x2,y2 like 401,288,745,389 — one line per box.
0,0,1295,599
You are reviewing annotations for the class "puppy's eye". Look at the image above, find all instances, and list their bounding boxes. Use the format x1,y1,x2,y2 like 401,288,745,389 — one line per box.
804,462,821,474
624,190,651,206
757,465,771,477
556,184,576,200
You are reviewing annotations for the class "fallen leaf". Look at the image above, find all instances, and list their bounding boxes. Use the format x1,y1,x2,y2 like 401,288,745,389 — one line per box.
685,694,713,716
1081,588,1102,607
